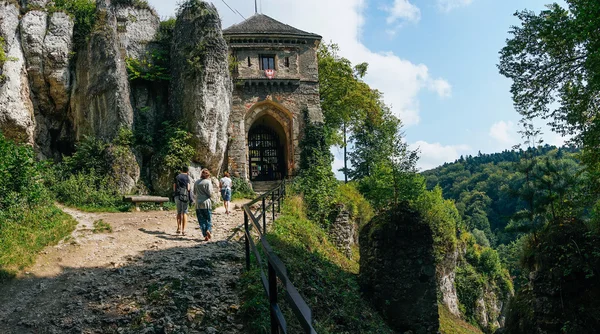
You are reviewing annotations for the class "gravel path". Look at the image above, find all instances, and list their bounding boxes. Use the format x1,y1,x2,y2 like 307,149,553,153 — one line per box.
0,202,249,334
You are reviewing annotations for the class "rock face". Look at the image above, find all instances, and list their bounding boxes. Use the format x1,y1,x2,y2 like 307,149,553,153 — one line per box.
70,1,134,142
171,1,232,173
438,249,461,317
359,204,440,334
21,9,74,157
329,205,356,259
115,5,159,59
68,0,161,191
0,1,35,144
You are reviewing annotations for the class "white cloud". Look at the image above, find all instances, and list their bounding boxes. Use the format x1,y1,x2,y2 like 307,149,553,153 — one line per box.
437,0,474,12
429,78,452,98
147,0,450,126
410,141,471,171
384,0,421,24
489,121,518,145
544,131,574,147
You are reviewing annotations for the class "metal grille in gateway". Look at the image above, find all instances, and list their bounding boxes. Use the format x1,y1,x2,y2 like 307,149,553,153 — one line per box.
248,125,284,181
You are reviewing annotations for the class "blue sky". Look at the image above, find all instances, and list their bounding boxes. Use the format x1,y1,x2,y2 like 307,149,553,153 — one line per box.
148,0,569,172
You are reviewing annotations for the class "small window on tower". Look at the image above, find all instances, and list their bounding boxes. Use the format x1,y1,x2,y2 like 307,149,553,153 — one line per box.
259,55,276,70
247,56,251,67
284,57,290,68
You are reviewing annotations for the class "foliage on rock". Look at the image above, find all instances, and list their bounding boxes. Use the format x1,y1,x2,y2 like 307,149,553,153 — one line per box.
333,183,374,227
126,18,174,82
0,36,17,82
126,51,170,82
293,114,337,225
155,122,195,172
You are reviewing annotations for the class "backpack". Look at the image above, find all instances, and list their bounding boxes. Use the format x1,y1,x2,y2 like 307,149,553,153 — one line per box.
177,185,189,203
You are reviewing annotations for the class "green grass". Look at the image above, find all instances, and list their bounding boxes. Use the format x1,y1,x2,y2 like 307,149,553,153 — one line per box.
93,219,112,233
239,195,394,333
0,204,77,279
439,304,483,334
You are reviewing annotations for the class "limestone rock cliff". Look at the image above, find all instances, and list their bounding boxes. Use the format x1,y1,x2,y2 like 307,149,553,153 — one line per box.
0,1,35,144
0,0,236,195
171,1,232,173
438,249,461,317
70,1,134,142
68,0,162,192
21,9,74,158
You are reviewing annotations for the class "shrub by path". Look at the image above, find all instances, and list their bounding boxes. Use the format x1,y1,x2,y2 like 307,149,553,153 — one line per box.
0,203,248,333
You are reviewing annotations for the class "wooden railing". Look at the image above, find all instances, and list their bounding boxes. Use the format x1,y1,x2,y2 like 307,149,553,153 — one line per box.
242,180,317,334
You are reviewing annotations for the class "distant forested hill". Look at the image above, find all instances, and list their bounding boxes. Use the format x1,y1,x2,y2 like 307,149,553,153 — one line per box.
422,145,580,246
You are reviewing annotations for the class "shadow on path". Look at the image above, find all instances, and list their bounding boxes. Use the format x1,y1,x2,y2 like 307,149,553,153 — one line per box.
0,240,245,334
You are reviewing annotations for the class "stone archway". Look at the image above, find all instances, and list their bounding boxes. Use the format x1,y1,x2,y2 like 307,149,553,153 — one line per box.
245,102,294,179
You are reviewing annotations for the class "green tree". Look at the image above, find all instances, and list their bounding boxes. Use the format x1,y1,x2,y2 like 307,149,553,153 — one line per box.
498,0,600,171
318,43,380,182
349,105,419,210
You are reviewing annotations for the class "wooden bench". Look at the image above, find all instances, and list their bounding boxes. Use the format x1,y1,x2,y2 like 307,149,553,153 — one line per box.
123,196,169,212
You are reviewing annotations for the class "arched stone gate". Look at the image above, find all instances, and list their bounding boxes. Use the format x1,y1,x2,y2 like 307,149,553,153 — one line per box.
244,101,294,181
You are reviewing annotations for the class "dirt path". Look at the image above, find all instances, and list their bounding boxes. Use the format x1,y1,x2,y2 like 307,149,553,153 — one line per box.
0,201,250,334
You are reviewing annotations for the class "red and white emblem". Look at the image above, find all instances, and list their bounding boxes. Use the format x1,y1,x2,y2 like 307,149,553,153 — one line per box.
265,69,276,79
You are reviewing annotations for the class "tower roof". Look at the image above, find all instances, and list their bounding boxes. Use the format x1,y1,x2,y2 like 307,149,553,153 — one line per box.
223,14,321,39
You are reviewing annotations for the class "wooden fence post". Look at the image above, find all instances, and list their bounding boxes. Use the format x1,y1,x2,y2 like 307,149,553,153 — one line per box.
269,261,279,334
244,211,250,271
262,197,267,234
272,191,276,221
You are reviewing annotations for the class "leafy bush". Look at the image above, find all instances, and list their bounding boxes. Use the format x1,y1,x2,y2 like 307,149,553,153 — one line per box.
111,0,152,9
231,176,255,200
0,133,50,210
51,170,126,211
0,133,77,278
48,131,135,211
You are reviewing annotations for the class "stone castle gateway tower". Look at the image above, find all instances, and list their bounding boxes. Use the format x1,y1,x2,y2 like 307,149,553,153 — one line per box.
223,14,323,183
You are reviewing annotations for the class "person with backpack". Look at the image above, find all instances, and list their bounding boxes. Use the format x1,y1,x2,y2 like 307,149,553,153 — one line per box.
194,168,214,241
173,166,191,235
220,171,233,215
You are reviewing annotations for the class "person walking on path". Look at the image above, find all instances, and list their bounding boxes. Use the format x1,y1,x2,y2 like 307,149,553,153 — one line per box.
195,168,214,241
173,166,191,235
220,171,233,215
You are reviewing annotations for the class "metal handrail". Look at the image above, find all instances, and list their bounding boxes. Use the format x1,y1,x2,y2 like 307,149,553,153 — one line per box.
243,180,317,334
